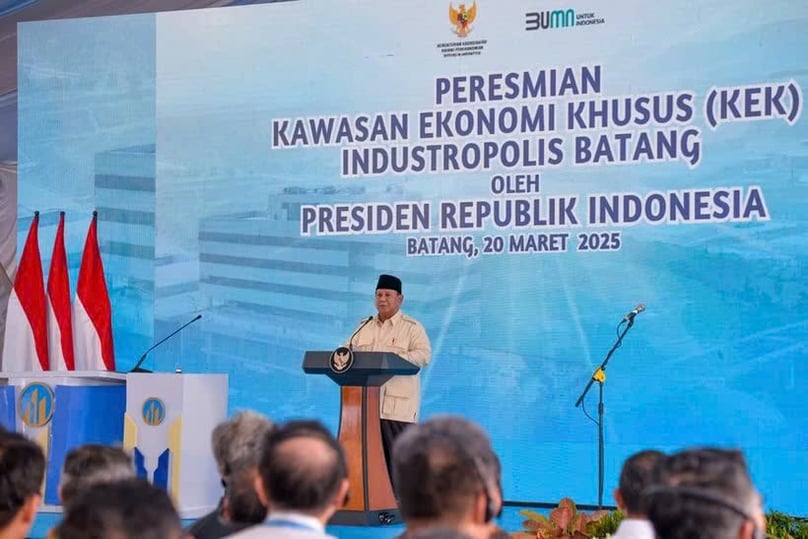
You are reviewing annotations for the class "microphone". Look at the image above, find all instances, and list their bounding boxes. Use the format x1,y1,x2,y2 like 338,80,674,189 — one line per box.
348,315,374,351
130,314,203,373
623,304,646,322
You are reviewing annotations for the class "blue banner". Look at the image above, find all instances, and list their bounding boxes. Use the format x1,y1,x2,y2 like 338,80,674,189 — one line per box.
17,0,808,513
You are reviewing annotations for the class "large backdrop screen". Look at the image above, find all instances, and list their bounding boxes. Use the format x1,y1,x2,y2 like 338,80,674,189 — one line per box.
17,0,808,513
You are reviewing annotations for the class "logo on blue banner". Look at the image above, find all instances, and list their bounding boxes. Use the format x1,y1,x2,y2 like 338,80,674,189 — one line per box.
142,398,166,426
19,382,54,427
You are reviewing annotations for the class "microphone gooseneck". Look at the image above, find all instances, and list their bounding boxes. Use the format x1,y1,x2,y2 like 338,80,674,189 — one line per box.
348,315,374,351
130,314,203,373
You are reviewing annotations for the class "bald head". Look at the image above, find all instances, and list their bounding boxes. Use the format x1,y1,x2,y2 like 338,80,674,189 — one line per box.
258,420,348,516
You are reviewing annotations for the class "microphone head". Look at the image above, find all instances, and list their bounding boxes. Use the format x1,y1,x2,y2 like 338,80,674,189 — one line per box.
623,303,646,322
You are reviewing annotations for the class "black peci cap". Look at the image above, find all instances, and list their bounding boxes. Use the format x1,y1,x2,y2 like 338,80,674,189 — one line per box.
376,274,402,293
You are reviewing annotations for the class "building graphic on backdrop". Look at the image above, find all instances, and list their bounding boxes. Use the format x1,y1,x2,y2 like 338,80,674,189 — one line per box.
10,0,800,514
198,184,484,355
94,145,157,359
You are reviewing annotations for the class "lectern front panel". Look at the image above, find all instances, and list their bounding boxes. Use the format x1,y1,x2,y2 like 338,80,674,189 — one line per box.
339,386,366,511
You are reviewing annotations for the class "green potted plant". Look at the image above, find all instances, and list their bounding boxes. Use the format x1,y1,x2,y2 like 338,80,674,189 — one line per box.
765,511,808,539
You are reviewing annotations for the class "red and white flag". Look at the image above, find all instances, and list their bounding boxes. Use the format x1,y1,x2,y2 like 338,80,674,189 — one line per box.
2,211,49,371
47,212,75,371
72,211,115,371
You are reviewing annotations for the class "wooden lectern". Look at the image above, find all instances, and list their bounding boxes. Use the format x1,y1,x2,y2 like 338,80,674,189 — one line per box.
303,351,419,526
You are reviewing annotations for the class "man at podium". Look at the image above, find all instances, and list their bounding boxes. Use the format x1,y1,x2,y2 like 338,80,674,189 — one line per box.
346,274,431,480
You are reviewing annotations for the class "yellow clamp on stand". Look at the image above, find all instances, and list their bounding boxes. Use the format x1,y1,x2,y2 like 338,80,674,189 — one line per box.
592,368,606,383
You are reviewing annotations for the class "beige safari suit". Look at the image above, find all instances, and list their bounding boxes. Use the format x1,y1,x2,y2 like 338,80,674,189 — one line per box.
349,310,431,422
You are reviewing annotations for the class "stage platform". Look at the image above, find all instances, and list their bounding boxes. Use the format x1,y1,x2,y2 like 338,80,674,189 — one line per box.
29,506,533,538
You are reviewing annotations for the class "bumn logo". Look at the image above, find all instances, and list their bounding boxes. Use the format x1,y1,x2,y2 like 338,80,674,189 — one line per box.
525,9,575,31
525,8,606,31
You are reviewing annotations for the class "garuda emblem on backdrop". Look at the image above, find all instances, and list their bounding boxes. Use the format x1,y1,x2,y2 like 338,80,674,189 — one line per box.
449,2,477,38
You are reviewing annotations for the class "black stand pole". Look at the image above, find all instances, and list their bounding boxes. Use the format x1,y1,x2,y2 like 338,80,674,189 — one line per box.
575,316,636,509
597,380,605,509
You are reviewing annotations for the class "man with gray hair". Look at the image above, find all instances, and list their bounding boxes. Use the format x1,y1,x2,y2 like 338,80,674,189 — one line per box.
392,415,504,539
646,448,766,539
187,410,273,539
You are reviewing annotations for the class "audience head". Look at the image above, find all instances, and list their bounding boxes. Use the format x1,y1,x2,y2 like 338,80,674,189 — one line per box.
211,410,273,482
613,449,665,517
56,478,182,539
406,527,476,539
256,419,349,520
647,448,765,539
223,465,267,524
393,415,502,530
0,432,45,538
59,444,135,508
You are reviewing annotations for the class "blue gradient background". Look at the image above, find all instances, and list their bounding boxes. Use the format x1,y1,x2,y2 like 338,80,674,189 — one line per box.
18,0,808,514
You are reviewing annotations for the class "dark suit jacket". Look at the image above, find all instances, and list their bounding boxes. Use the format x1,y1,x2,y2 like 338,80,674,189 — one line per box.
186,504,255,539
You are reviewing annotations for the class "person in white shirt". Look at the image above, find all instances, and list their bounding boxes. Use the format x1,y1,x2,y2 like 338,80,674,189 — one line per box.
611,450,665,539
228,420,349,539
